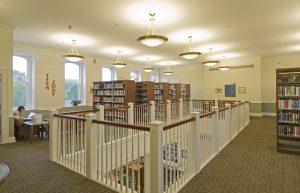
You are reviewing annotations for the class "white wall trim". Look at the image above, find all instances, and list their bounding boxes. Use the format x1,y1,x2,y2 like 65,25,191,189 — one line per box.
262,112,276,116
9,137,16,143
250,113,263,117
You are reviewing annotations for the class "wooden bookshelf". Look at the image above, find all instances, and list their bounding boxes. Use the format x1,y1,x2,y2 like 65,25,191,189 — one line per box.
180,84,190,101
276,68,300,155
135,81,154,104
93,80,135,108
154,82,169,102
169,83,180,102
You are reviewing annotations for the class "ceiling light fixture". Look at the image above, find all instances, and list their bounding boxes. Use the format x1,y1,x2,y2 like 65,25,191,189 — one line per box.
179,36,201,59
113,51,127,68
63,39,84,62
163,64,174,75
218,56,231,71
143,58,154,72
137,13,168,47
203,48,220,67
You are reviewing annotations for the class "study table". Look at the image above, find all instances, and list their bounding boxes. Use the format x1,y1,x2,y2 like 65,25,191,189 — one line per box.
23,121,49,143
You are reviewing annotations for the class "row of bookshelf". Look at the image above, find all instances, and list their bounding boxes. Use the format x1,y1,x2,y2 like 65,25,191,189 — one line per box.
93,90,126,96
278,99,300,109
278,125,300,137
93,96,125,103
278,86,300,97
278,112,300,123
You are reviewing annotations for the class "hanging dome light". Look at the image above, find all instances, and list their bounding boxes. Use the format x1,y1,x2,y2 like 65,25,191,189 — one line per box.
179,36,201,59
113,51,127,68
163,64,174,75
202,48,220,67
143,58,154,72
63,39,85,62
137,13,168,47
218,56,231,71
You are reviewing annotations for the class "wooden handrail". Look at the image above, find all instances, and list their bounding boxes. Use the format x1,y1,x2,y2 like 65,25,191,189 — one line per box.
219,107,229,112
163,117,195,131
92,119,150,132
60,109,98,115
54,114,87,121
200,111,216,118
104,106,129,110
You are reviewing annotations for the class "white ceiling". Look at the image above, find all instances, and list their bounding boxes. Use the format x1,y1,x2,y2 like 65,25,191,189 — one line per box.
1,0,300,67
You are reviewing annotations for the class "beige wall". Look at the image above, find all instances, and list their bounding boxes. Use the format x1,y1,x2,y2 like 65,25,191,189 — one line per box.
14,42,158,110
261,53,300,103
204,56,262,102
160,63,204,99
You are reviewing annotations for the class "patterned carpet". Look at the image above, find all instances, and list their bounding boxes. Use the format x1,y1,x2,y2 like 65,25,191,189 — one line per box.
179,116,300,193
0,117,299,193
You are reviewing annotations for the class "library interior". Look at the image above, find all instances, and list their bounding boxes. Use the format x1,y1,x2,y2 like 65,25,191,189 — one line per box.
0,1,300,193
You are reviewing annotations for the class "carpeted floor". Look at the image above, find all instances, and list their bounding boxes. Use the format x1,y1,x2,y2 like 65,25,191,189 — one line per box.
0,116,299,193
179,116,300,193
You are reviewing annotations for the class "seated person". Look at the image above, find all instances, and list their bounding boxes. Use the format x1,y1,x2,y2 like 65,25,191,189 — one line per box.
13,105,25,139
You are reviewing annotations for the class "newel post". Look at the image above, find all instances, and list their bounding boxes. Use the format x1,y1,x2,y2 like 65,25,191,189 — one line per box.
148,121,164,193
191,112,200,173
225,103,232,141
212,106,219,154
150,101,155,122
49,109,59,162
128,103,134,124
96,105,104,121
166,100,171,123
85,113,97,180
179,99,183,119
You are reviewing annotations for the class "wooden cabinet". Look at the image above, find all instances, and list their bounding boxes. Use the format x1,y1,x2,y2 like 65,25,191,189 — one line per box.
154,82,169,102
276,68,300,155
135,81,154,104
93,80,135,108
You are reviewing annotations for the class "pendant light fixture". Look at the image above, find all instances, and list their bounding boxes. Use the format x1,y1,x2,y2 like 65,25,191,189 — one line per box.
203,48,220,67
218,56,231,71
63,39,85,62
143,58,154,72
113,51,127,68
137,13,168,47
179,36,201,60
163,64,174,75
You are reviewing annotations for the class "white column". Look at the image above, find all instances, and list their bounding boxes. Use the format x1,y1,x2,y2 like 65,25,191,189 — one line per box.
179,99,183,119
212,106,219,154
96,105,104,121
166,100,171,123
150,101,155,122
49,109,59,162
234,101,240,133
148,121,164,193
85,113,97,180
191,112,200,173
128,102,134,124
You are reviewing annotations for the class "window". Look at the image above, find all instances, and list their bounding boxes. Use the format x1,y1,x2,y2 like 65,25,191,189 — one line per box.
102,67,115,81
64,62,85,106
130,70,141,81
13,54,34,109
151,72,158,82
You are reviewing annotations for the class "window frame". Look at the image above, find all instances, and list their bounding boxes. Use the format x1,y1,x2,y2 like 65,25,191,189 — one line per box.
151,71,158,82
130,70,141,82
13,53,34,110
102,66,116,81
64,61,86,106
